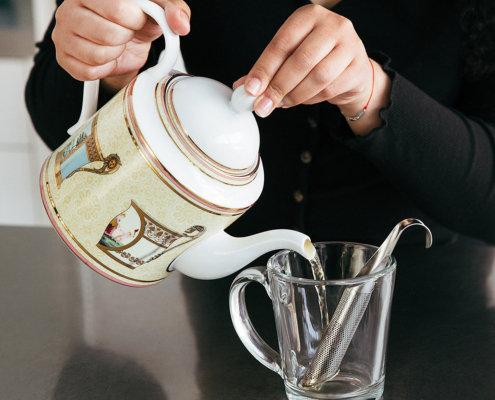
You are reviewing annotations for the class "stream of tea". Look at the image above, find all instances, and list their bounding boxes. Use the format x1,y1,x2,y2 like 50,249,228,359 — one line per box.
309,252,330,328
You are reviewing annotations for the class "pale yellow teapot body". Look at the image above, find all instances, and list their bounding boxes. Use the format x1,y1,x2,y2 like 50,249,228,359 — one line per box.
40,0,314,287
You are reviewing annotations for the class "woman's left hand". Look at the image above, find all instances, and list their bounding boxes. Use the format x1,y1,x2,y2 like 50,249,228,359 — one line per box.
233,4,390,135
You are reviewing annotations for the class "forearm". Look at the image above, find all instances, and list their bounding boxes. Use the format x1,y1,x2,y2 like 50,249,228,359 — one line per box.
335,66,495,244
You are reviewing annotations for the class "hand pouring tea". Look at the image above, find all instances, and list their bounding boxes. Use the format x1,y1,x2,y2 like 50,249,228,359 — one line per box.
40,0,315,287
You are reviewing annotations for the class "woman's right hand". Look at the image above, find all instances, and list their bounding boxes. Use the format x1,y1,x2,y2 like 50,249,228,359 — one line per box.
52,0,190,94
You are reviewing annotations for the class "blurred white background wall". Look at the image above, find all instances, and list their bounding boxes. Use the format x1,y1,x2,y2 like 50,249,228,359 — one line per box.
0,0,55,227
0,1,186,228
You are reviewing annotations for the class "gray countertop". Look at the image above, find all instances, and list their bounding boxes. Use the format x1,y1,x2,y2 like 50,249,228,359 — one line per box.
1,225,494,399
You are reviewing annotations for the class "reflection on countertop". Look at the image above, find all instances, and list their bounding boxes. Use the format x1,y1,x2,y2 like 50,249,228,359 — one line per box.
0,225,495,399
53,346,168,400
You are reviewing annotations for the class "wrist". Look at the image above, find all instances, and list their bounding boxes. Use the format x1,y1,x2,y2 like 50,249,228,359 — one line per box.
340,59,391,136
339,59,375,118
339,95,370,120
101,72,139,97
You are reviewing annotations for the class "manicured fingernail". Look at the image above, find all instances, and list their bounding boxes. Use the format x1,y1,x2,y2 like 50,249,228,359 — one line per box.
256,96,273,118
276,101,285,108
245,78,261,96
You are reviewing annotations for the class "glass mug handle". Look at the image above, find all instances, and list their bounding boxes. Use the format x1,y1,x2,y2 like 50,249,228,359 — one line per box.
229,267,283,377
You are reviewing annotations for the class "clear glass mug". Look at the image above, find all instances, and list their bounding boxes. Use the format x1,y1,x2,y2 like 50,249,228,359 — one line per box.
229,242,397,400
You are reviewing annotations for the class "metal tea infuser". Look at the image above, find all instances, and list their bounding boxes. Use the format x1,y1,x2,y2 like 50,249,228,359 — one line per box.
300,218,433,388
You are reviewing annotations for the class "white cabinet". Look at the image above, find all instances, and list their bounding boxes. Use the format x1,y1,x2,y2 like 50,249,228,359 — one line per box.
0,0,55,227
0,57,52,227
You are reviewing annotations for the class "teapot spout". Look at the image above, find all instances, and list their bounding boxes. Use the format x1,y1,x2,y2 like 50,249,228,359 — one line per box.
170,230,316,280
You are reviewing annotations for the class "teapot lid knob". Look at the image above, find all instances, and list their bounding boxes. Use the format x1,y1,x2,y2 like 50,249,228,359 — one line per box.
231,85,257,114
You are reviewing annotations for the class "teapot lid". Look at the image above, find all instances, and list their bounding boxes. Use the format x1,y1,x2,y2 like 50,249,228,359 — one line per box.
155,75,261,187
131,71,264,210
170,76,259,171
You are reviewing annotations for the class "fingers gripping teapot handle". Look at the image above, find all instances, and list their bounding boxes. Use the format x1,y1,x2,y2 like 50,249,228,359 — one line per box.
68,0,180,135
133,0,180,79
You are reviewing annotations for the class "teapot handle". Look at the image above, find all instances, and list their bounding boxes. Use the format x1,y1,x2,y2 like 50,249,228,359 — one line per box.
68,0,180,135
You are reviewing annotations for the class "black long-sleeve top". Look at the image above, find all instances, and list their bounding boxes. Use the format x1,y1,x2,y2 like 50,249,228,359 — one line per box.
26,0,495,246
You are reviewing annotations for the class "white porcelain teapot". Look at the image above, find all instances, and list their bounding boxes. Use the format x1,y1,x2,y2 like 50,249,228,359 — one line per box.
40,0,315,287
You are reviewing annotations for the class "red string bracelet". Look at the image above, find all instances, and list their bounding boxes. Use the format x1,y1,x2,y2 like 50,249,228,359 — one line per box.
341,58,375,121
